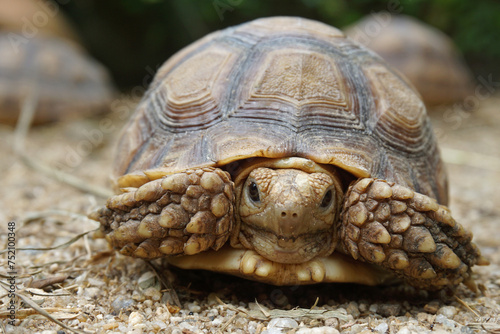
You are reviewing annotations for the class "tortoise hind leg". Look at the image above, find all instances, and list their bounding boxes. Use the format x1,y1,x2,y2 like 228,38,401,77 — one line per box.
90,167,234,259
339,178,484,290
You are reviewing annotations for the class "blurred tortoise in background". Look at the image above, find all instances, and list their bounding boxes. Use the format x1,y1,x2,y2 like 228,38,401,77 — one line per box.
91,17,484,290
0,0,78,43
344,14,474,107
0,0,114,124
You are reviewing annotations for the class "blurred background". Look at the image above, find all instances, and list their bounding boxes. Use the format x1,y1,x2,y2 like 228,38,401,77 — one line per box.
58,0,500,91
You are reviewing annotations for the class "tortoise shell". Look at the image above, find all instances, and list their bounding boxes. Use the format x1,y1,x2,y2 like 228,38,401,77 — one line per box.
0,34,114,124
115,17,447,204
0,0,114,124
344,14,474,106
0,0,79,43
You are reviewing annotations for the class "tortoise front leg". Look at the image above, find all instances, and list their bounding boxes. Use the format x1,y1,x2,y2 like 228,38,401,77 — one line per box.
340,178,484,290
90,168,234,259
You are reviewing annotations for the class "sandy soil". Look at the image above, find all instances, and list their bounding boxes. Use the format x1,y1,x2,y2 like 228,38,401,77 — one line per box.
0,96,499,333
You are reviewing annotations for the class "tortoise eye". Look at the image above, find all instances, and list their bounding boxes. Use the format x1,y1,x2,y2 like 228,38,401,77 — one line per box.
248,181,260,203
320,189,334,208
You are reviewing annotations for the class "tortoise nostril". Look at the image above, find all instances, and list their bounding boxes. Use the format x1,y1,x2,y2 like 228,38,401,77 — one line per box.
281,211,299,219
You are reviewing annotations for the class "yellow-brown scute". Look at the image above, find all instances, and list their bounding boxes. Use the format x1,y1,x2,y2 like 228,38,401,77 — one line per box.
237,168,342,263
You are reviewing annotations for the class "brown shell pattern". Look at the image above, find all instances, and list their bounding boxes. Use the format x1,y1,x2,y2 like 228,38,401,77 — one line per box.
345,14,473,106
115,17,448,204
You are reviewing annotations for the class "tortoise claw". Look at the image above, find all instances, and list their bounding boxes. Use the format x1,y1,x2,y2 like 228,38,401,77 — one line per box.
340,178,483,290
90,167,235,259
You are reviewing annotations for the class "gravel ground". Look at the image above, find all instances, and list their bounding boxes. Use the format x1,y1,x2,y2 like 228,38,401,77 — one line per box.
1,96,499,333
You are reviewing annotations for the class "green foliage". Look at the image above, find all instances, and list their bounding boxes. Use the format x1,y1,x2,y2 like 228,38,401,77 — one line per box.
60,0,500,89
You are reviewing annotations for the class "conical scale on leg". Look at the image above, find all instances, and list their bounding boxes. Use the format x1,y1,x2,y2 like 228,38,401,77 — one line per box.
90,167,235,259
341,178,483,290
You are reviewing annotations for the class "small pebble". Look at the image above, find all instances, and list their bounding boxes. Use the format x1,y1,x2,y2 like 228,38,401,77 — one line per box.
423,300,440,314
143,287,161,301
155,306,171,322
169,327,182,334
377,303,402,317
118,324,130,332
459,326,477,334
234,316,247,328
396,315,409,322
374,322,389,334
207,292,219,305
435,314,457,329
132,289,146,302
358,329,374,334
138,271,157,289
187,302,201,313
267,317,298,329
346,301,360,318
128,311,145,326
324,317,340,328
207,308,219,317
437,306,457,318
416,312,433,323
49,263,59,273
83,287,100,299
432,330,452,334
296,327,340,334
152,320,167,330
178,322,198,332
262,328,283,334
350,324,369,333
358,302,369,313
102,323,119,330
248,321,259,334
111,296,135,312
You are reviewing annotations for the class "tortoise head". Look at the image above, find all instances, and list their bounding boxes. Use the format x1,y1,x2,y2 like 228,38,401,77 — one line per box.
232,158,344,264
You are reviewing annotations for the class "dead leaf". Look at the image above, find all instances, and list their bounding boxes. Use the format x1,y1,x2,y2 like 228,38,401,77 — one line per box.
27,275,69,289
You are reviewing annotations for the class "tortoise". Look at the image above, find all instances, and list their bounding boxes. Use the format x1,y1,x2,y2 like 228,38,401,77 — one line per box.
344,14,474,107
0,0,79,43
0,0,114,124
91,17,484,290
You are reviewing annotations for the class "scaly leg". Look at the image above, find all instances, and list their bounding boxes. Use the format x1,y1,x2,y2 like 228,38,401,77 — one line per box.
90,167,234,259
340,178,484,290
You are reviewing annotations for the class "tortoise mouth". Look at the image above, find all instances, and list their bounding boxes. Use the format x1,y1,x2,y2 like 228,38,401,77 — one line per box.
165,246,395,286
238,222,335,264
